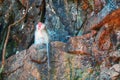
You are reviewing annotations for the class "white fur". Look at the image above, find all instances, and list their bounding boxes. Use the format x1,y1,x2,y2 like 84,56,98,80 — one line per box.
34,23,49,44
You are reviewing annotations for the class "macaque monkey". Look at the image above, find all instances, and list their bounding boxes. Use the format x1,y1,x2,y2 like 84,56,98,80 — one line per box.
34,22,51,70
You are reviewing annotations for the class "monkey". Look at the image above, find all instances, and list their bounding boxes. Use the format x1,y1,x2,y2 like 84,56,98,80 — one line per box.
34,22,51,71
34,22,49,45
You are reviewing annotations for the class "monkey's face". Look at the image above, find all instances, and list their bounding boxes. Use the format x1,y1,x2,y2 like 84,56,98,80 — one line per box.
36,22,45,30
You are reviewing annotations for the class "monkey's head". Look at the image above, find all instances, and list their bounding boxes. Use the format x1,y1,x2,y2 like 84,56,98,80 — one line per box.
36,22,45,30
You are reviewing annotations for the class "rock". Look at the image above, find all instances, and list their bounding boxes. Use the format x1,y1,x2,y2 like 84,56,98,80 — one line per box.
3,44,48,80
51,41,66,51
107,65,120,79
66,36,92,55
88,9,120,51
1,0,120,80
110,64,120,73
50,41,93,80
84,1,118,33
109,51,120,57
2,34,120,80
100,64,120,80
3,41,94,80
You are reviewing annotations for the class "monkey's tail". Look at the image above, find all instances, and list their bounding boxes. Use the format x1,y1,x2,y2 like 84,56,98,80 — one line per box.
47,42,51,80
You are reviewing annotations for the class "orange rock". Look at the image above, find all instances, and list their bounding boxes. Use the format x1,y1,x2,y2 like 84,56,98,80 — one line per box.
91,9,120,50
98,28,113,50
81,0,89,10
91,9,120,31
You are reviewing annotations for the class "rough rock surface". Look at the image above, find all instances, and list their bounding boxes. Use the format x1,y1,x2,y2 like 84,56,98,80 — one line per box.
3,36,120,80
0,0,120,80
2,8,120,79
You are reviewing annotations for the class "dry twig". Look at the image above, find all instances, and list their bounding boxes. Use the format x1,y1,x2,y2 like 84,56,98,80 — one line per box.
1,1,29,72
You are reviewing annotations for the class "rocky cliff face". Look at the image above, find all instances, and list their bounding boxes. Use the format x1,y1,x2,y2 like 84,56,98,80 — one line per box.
0,0,120,80
3,27,120,79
